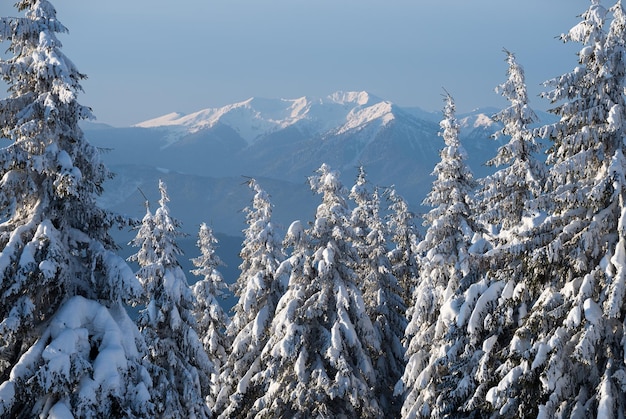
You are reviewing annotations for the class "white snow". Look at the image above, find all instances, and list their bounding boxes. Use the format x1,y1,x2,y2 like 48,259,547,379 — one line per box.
335,101,395,135
1,296,143,416
252,305,269,341
457,280,488,328
565,305,582,328
598,374,615,419
482,335,498,353
48,401,74,419
486,365,524,408
583,298,602,325
608,104,623,131
531,342,550,370
467,281,504,335
134,91,397,145
458,112,495,130
295,349,308,383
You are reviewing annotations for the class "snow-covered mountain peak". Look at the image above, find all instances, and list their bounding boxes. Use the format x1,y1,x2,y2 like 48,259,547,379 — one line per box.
458,108,498,130
133,91,401,145
338,100,395,134
471,113,496,128
137,112,187,128
135,97,317,143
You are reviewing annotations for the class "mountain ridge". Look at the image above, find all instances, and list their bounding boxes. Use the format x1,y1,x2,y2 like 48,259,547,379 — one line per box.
133,91,417,145
86,91,555,238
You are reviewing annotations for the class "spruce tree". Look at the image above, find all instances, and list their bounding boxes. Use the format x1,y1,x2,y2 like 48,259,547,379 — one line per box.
485,2,626,416
475,49,543,236
191,222,230,411
385,186,420,309
129,180,211,419
252,164,381,418
0,2,150,416
453,50,546,414
216,178,285,418
397,93,479,418
349,167,406,414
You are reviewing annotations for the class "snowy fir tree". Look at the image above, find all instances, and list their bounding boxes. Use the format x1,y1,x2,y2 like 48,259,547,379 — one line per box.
385,186,420,310
250,164,382,418
397,92,480,418
191,222,230,410
6,0,626,417
481,2,626,416
431,48,547,417
349,167,406,415
216,178,285,418
0,2,151,417
129,180,211,419
475,49,544,240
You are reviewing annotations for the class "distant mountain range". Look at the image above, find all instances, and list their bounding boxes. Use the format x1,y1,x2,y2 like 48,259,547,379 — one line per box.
86,91,555,238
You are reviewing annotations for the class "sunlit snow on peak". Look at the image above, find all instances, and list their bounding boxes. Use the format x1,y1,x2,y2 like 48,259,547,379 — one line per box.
458,111,496,130
472,113,495,128
133,91,396,145
137,112,187,127
337,101,395,134
135,97,314,143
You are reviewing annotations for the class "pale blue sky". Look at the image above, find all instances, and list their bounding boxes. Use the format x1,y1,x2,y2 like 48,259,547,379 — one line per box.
2,1,589,126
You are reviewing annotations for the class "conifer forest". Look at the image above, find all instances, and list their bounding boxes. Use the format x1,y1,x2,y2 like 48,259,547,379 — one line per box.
3,0,626,418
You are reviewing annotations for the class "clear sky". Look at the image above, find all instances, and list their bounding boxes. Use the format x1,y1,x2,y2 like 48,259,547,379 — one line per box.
1,0,590,126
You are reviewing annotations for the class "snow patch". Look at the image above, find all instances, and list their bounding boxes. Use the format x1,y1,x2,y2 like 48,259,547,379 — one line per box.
583,298,602,325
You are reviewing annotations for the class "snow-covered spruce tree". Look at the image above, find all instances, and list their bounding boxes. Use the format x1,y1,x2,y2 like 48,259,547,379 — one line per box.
129,180,211,419
397,92,480,418
0,2,151,417
216,178,285,418
385,186,420,310
251,164,382,418
448,50,546,414
475,49,544,239
191,222,230,411
349,166,406,415
484,2,626,416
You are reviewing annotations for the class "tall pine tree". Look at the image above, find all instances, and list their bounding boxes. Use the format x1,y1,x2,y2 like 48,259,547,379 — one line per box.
191,222,230,412
398,92,479,418
385,186,420,309
475,49,543,237
449,49,546,415
485,2,626,416
251,164,381,418
0,2,150,416
129,181,211,419
216,178,285,418
349,167,406,415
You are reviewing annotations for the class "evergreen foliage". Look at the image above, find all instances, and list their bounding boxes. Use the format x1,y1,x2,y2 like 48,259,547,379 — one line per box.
251,164,382,418
0,2,150,417
398,92,479,418
349,167,407,414
6,0,626,417
129,180,211,419
482,2,626,416
385,186,420,309
444,48,547,417
191,222,231,410
216,179,285,418
476,49,544,236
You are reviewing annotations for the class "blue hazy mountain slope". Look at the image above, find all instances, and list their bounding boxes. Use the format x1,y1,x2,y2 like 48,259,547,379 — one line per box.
88,92,556,239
